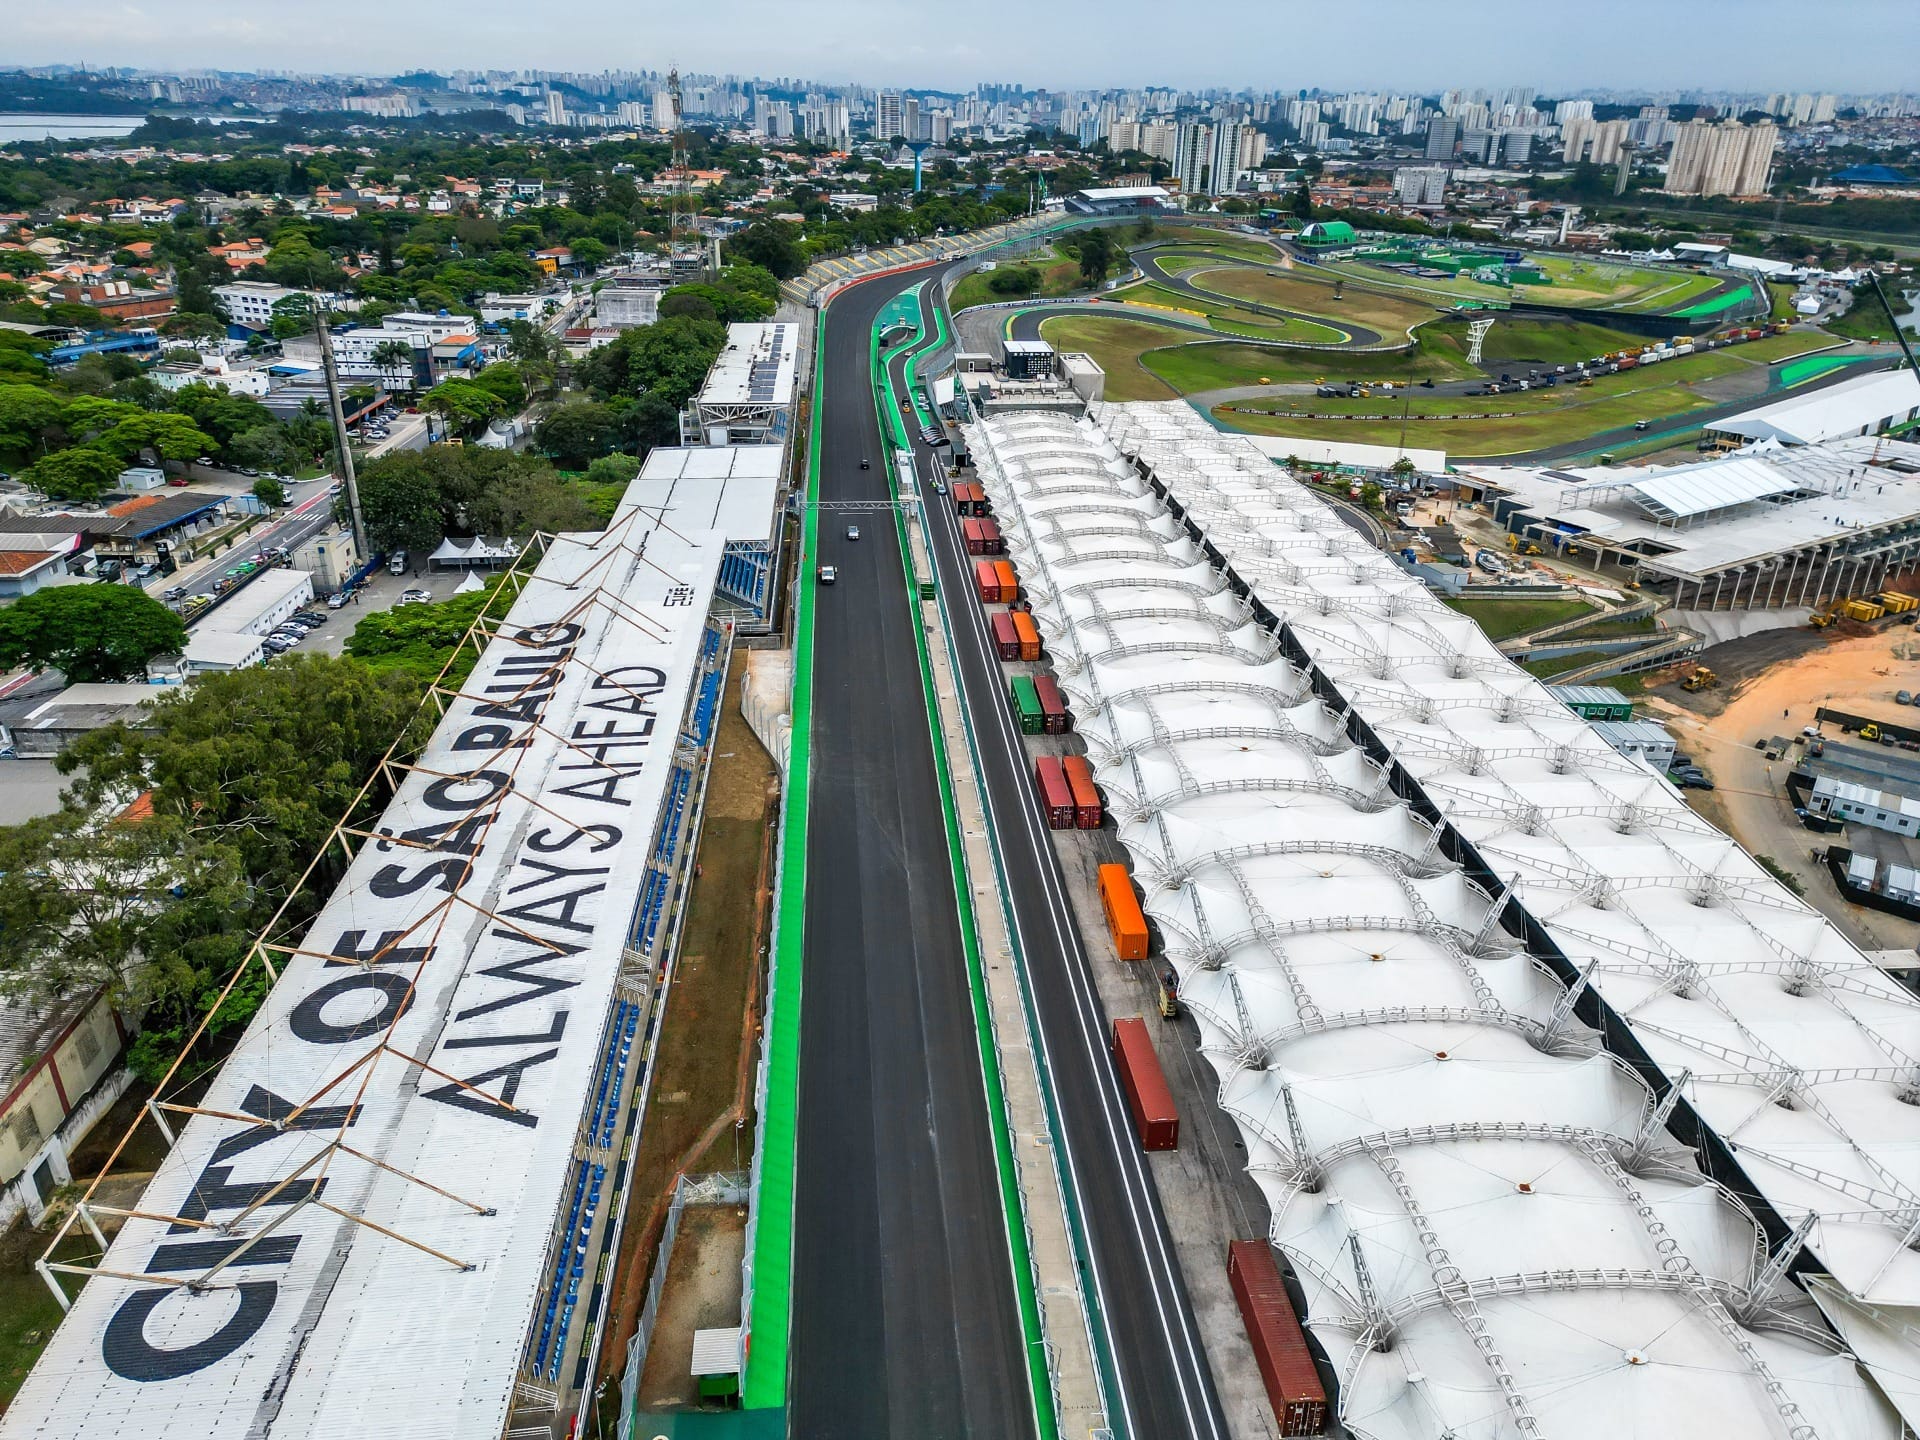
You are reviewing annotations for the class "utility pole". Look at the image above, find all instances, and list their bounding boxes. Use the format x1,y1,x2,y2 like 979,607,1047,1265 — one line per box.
314,308,369,560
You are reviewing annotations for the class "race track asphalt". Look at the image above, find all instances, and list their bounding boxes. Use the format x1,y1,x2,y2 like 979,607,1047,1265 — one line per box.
788,268,1033,1440
891,281,1235,1440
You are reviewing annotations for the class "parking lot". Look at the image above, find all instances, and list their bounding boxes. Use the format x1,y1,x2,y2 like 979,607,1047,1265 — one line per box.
295,564,482,659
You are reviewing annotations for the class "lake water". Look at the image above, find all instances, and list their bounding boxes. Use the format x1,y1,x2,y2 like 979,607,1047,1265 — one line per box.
0,113,147,143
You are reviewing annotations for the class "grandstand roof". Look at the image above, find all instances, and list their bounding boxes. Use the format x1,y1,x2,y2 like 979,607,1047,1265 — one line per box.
694,322,798,412
0,508,724,1440
623,444,783,549
968,400,1912,1439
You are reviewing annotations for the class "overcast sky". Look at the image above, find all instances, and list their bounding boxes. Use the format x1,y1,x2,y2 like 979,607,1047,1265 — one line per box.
5,0,1913,94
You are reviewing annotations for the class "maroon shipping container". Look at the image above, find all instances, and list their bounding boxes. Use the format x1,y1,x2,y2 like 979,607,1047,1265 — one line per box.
1061,754,1102,828
952,483,974,516
1111,1017,1178,1150
975,518,1004,554
1228,1241,1328,1436
1035,756,1076,830
974,559,1004,604
962,518,989,556
989,610,1020,661
1034,674,1070,734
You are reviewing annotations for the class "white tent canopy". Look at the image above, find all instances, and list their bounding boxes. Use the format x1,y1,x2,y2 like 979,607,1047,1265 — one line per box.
968,402,1909,1440
428,534,519,567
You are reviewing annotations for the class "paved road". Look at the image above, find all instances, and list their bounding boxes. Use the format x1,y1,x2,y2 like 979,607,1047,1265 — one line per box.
897,284,1233,1440
790,268,1033,1440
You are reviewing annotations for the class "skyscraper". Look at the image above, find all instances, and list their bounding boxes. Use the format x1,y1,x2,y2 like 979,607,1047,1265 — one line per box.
1425,115,1460,161
875,91,904,142
1666,119,1776,197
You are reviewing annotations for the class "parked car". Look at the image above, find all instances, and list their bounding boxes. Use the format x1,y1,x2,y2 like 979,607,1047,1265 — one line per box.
327,591,353,609
396,588,433,606
1899,690,1914,706
263,636,295,655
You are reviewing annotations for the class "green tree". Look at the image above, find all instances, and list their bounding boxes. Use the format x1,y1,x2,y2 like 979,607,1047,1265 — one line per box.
370,338,418,389
726,220,806,279
58,656,424,903
227,424,292,475
346,580,514,686
24,445,125,503
609,393,682,458
268,292,315,341
0,383,65,458
1076,229,1114,289
0,809,245,1010
421,377,507,434
585,453,640,487
0,584,188,682
252,474,288,507
354,454,447,552
102,410,215,464
622,315,726,407
535,400,619,469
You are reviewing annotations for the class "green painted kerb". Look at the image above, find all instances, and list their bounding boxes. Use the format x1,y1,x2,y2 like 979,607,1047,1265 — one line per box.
1780,354,1866,387
738,309,823,1411
874,303,1060,1440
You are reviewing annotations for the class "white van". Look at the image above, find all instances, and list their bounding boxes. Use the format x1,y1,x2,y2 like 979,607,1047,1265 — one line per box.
388,549,409,575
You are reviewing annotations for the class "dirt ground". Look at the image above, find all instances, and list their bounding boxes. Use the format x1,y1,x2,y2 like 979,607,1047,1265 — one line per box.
602,663,777,1369
635,1204,749,1409
1642,622,1920,949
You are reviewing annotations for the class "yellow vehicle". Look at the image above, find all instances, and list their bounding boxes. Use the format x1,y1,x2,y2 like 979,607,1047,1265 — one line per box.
1841,598,1886,623
1862,723,1883,741
1878,591,1918,614
1577,377,1595,387
1809,611,1835,628
1681,666,1720,692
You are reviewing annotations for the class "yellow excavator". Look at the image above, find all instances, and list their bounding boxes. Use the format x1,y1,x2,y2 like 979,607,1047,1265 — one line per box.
1681,666,1719,692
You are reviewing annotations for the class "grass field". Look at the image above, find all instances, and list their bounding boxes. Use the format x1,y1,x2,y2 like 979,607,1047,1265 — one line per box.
1737,331,1836,362
1105,281,1350,344
948,245,1081,312
1672,281,1764,319
1219,350,1748,454
1523,650,1610,678
1134,226,1277,260
1443,595,1595,640
1034,314,1180,400
1322,253,1725,314
1140,330,1478,392
1554,614,1658,641
1424,315,1648,366
1188,265,1439,338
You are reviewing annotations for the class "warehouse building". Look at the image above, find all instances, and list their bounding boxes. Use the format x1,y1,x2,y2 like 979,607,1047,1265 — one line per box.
1459,433,1920,610
0,506,732,1440
969,399,1917,1437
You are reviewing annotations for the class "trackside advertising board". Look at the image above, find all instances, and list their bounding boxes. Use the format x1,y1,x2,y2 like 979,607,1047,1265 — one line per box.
1,524,722,1440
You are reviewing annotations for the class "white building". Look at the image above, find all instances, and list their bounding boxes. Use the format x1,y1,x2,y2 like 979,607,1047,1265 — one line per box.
214,281,321,333
1588,718,1677,770
1706,367,1920,446
202,568,313,638
1393,166,1448,207
595,282,662,329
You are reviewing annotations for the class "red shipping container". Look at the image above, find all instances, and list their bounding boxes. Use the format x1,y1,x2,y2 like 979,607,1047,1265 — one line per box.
1111,1017,1177,1150
1034,674,1069,734
962,519,988,555
1061,755,1102,828
1035,756,1076,830
952,483,974,516
976,518,1004,554
974,560,1003,603
1228,1240,1327,1436
989,611,1020,661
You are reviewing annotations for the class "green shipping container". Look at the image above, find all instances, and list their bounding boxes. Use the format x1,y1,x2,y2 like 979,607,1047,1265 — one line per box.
1010,675,1045,734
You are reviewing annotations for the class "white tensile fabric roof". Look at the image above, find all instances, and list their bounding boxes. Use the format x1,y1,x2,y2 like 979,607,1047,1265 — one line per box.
969,401,1913,1440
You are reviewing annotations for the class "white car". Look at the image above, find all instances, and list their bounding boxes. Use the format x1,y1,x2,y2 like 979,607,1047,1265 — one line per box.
397,589,433,606
817,565,838,586
846,525,861,541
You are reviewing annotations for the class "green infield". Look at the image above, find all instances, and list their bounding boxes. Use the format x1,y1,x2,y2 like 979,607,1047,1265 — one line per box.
1523,650,1611,679
1673,281,1762,319
1734,331,1835,362
1033,313,1180,400
1219,350,1748,455
1105,282,1351,344
1423,315,1648,366
1186,265,1439,338
1140,332,1478,392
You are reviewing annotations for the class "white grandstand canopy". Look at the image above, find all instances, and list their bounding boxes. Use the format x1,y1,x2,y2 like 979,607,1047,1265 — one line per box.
693,322,798,410
1708,368,1920,447
968,400,1916,1439
0,513,724,1440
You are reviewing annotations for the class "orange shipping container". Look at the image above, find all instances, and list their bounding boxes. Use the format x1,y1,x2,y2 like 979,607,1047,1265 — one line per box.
1010,610,1041,661
1098,863,1149,960
993,560,1019,602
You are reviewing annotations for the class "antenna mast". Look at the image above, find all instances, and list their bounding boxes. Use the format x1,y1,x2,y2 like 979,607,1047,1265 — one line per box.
669,67,694,245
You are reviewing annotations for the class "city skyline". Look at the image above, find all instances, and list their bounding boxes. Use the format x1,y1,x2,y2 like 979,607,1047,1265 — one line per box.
4,0,1914,95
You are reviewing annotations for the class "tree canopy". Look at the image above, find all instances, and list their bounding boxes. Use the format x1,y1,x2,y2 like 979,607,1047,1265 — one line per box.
0,584,187,681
